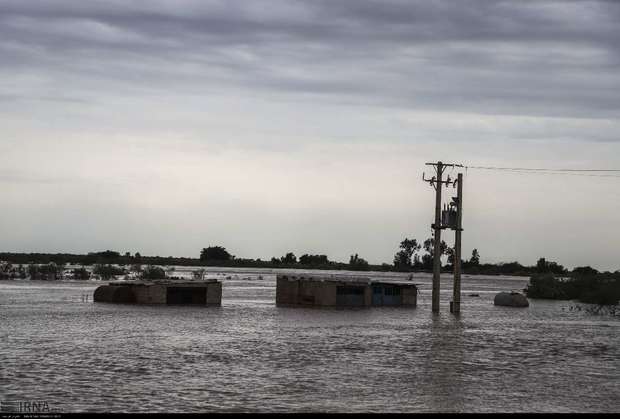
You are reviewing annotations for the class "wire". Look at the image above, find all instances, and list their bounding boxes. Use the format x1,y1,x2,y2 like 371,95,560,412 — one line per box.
465,165,620,172
464,165,620,178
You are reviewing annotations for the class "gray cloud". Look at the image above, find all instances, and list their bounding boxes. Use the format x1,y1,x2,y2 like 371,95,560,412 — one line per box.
1,1,620,270
1,0,619,118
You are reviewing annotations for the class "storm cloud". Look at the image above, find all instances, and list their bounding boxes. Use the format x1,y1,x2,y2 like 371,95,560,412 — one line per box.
1,1,619,269
2,0,620,116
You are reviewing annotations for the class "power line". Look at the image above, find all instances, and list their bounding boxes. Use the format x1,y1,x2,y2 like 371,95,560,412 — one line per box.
464,165,620,178
465,165,620,172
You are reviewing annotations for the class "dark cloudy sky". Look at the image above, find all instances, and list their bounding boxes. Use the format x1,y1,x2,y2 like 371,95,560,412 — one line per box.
1,0,619,270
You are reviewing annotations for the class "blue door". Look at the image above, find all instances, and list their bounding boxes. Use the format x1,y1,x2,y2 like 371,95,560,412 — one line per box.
382,286,401,306
372,286,383,305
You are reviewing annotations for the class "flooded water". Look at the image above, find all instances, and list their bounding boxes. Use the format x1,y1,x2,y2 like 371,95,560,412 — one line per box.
1,268,619,413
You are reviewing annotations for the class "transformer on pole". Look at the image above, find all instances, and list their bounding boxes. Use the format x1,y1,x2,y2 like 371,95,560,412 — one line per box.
423,162,464,314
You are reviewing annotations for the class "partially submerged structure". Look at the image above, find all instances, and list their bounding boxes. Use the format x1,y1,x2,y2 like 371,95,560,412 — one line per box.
94,280,222,305
494,291,529,307
276,274,417,307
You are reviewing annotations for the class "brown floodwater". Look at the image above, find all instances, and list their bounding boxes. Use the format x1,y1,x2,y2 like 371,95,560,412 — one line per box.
1,268,618,413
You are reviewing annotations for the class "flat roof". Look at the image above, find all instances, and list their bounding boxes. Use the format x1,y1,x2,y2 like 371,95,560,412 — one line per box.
107,279,218,286
276,274,417,287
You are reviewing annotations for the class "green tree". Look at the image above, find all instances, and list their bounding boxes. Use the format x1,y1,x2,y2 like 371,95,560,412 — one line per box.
422,237,448,270
96,250,121,260
280,252,297,264
299,254,330,265
141,265,166,279
572,266,598,277
536,257,566,275
200,246,232,261
141,265,166,280
71,267,90,280
470,249,480,266
446,247,455,266
93,264,125,280
28,263,64,280
349,254,370,271
393,238,421,270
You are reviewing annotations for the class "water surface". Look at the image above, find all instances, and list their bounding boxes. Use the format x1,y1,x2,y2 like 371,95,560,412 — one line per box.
1,269,618,413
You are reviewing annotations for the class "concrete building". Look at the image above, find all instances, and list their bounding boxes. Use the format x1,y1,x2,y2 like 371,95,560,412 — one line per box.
276,274,417,307
94,280,222,305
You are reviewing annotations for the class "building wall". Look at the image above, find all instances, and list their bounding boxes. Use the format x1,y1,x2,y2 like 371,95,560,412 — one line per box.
364,287,372,306
277,276,341,306
96,282,221,305
277,276,369,307
276,276,299,305
276,275,417,308
401,287,417,306
301,280,338,306
206,282,222,305
133,284,167,304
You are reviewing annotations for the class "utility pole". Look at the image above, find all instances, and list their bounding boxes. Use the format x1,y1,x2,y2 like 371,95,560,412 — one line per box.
423,161,460,313
450,173,463,314
431,162,443,313
422,161,463,313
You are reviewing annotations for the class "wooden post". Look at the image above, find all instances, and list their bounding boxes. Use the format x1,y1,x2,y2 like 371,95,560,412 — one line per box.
432,162,443,313
451,173,463,314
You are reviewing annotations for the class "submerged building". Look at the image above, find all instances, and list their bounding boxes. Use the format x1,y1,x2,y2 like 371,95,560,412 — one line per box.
276,274,417,307
93,280,222,305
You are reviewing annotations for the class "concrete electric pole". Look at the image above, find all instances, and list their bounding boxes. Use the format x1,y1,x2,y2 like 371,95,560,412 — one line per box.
423,161,463,313
450,173,463,314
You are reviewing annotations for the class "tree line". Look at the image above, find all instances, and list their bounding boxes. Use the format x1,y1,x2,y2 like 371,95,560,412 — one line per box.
1,240,617,277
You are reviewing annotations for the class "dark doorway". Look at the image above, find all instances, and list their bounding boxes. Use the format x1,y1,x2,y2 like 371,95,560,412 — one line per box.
166,287,207,305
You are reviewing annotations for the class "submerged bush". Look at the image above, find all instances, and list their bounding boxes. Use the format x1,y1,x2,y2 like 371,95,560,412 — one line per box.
141,265,166,280
27,263,64,280
93,264,125,280
525,273,569,299
526,272,620,307
72,267,91,280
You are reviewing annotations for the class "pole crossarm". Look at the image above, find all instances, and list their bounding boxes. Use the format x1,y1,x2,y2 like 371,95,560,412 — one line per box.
422,172,455,187
425,162,464,168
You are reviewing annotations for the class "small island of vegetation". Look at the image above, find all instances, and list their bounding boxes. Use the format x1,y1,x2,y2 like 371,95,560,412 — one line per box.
525,266,620,313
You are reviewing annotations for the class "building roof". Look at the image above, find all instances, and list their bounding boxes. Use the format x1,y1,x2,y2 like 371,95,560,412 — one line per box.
276,274,417,287
107,279,218,286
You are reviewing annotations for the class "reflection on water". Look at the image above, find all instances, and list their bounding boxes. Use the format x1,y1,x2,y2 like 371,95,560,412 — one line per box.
1,270,618,413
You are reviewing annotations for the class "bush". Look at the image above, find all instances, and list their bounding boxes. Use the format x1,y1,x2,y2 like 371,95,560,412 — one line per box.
525,273,569,299
141,265,166,280
27,263,64,280
526,272,620,306
349,254,370,271
72,267,91,280
93,264,125,280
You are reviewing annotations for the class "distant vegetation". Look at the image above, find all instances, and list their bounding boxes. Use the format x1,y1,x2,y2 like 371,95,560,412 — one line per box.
27,263,64,280
0,262,26,280
200,246,232,262
71,267,91,280
525,269,620,313
141,265,166,280
1,243,618,279
93,264,125,280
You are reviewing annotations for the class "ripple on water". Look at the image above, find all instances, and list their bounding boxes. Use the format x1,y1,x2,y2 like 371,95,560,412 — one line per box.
0,275,619,413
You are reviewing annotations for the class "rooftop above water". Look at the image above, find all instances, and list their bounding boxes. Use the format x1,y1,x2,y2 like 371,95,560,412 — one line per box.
107,278,219,286
277,273,417,287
